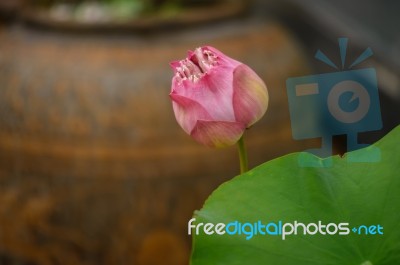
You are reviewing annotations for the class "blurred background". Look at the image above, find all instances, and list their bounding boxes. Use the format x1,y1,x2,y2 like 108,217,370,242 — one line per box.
0,0,398,264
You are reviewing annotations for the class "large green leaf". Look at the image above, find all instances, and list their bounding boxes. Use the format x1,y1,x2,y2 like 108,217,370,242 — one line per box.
190,125,400,265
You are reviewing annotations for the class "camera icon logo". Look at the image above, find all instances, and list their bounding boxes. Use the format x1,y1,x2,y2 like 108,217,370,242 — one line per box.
328,79,370,124
286,38,382,167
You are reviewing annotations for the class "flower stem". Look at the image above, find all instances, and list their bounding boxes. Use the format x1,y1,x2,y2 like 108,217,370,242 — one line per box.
237,135,248,174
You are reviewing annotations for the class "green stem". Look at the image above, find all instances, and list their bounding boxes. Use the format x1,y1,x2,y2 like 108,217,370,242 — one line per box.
237,135,248,174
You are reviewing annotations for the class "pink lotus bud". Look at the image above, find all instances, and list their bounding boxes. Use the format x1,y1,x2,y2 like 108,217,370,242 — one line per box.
169,46,269,147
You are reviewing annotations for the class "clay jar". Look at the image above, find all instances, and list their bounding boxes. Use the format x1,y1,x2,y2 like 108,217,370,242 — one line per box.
0,6,312,265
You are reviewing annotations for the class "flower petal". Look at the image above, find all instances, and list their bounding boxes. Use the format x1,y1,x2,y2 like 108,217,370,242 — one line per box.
190,120,245,148
202,46,241,68
171,67,236,122
199,67,236,120
170,61,181,72
187,50,195,58
170,93,212,134
232,64,269,127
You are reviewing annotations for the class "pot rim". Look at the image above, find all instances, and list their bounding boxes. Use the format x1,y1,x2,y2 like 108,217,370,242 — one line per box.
17,0,249,33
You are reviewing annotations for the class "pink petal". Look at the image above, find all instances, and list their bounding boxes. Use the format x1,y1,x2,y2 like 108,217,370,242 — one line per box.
171,67,236,122
170,61,181,71
190,120,245,148
202,46,241,68
170,93,212,134
232,64,269,127
187,50,195,58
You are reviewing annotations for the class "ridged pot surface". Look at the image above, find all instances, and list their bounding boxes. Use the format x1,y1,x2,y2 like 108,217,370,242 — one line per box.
0,18,312,265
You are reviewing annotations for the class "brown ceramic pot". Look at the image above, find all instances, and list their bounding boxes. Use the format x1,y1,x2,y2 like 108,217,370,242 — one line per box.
0,6,314,265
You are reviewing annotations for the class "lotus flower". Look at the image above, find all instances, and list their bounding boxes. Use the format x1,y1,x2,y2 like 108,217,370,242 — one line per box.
169,46,269,147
